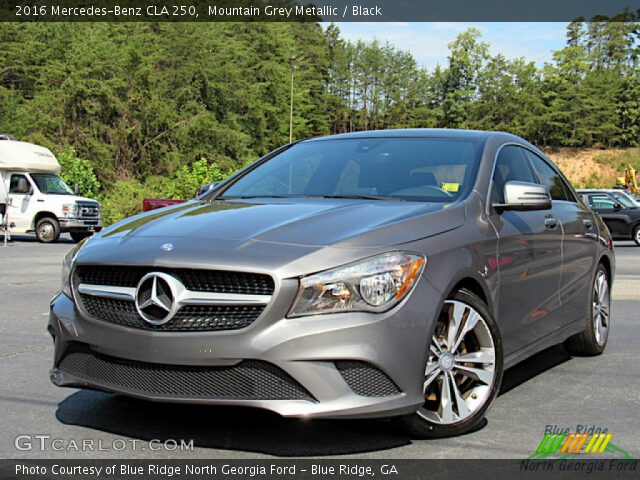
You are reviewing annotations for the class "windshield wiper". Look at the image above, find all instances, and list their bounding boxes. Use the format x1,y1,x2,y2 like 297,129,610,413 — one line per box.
219,195,304,199
219,194,403,201
315,194,401,201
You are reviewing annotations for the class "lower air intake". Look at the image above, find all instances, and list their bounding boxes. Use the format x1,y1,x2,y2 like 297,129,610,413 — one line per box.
57,343,314,401
335,361,401,397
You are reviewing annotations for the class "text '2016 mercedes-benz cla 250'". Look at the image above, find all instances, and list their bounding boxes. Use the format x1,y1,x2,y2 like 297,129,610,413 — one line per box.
49,129,614,438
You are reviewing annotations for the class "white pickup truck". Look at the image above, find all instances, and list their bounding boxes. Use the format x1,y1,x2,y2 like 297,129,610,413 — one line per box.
0,137,102,243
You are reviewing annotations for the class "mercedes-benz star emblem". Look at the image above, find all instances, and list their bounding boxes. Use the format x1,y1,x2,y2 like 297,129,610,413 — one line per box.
135,272,179,325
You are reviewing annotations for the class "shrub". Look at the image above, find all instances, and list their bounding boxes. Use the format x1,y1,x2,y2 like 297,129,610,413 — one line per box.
57,147,101,198
167,157,226,199
99,158,229,226
100,180,147,226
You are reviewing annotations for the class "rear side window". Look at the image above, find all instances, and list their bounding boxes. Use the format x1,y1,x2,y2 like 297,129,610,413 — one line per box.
525,151,574,202
492,146,536,203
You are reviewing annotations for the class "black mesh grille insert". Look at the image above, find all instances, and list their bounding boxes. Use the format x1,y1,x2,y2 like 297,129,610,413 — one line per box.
335,361,401,397
58,343,314,401
79,294,264,332
75,265,275,296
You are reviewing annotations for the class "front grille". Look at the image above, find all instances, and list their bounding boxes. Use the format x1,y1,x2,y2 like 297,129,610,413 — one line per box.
77,201,100,218
79,294,264,331
75,266,275,296
335,361,401,397
57,343,314,401
80,207,99,217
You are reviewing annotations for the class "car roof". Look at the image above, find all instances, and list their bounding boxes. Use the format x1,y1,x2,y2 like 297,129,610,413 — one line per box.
577,189,619,193
302,128,496,142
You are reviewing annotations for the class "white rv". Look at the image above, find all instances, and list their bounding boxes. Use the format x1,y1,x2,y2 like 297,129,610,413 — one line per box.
0,137,102,243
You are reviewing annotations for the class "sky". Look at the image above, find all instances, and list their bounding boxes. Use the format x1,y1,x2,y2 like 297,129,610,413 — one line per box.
335,22,569,70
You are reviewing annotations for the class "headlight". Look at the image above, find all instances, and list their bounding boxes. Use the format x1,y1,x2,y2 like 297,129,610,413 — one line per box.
62,204,79,217
61,238,88,298
289,252,426,317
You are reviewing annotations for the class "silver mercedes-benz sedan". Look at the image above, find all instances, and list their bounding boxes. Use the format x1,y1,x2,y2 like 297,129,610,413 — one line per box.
49,129,614,438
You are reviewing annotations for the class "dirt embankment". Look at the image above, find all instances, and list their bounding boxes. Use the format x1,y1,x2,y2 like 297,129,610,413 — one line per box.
543,148,628,188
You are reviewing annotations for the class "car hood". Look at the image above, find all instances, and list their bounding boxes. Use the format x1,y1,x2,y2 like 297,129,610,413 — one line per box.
98,198,464,247
78,198,465,275
42,194,99,204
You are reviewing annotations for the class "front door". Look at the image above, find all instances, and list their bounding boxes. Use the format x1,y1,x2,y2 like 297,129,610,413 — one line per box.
488,145,564,355
526,151,599,325
7,173,35,231
586,193,632,237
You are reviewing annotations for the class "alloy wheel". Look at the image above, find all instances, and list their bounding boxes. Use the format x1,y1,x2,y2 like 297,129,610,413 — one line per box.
593,270,610,346
418,300,497,425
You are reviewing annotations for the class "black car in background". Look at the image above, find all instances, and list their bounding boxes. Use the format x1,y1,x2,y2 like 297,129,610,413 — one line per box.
578,189,640,246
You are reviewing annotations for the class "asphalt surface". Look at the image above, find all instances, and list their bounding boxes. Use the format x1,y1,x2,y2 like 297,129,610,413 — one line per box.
1,234,639,459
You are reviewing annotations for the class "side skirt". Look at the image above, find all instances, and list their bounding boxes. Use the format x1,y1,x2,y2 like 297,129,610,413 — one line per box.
504,318,586,369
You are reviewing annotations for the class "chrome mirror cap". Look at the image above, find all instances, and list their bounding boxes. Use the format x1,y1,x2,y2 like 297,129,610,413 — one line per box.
495,181,552,211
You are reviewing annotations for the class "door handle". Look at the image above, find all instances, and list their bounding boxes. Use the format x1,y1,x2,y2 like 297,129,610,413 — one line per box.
544,216,558,229
583,219,593,230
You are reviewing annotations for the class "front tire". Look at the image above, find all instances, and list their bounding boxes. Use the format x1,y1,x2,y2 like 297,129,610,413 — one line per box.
35,217,60,243
70,231,92,243
565,264,610,356
397,289,503,438
633,225,640,246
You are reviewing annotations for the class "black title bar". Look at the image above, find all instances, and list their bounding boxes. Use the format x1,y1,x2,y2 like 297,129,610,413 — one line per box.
1,0,639,22
2,459,640,480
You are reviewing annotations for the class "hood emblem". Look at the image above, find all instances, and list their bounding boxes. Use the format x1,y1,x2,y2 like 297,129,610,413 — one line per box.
135,273,179,325
160,243,174,252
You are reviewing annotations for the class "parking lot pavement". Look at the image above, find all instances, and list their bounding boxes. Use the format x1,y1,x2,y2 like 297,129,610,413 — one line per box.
1,236,639,459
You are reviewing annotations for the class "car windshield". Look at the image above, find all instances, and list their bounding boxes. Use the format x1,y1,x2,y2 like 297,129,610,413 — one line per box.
611,192,637,208
30,174,74,195
220,137,482,202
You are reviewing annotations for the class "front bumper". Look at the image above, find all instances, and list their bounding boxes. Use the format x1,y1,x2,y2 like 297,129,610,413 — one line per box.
48,277,441,419
58,217,102,231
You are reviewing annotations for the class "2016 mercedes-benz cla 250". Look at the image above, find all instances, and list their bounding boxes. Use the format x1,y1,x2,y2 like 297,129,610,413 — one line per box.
49,129,614,438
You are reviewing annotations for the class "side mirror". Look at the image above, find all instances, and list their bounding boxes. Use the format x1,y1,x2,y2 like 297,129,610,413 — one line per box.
494,181,552,212
195,181,220,197
74,183,80,195
613,203,622,211
17,177,31,195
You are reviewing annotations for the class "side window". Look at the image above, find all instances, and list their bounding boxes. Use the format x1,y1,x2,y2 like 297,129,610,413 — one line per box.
525,151,573,202
492,146,536,203
588,194,617,209
9,174,31,194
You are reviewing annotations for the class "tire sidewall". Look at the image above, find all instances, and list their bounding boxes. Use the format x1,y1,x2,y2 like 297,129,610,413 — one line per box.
404,289,504,438
70,232,91,243
633,225,640,246
587,265,609,353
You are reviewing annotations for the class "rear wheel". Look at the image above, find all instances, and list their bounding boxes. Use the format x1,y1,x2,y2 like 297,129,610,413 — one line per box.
633,225,640,246
70,231,92,243
397,289,503,438
565,265,610,356
35,217,60,243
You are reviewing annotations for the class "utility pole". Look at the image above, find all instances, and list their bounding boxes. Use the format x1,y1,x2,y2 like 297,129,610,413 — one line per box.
289,55,304,143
